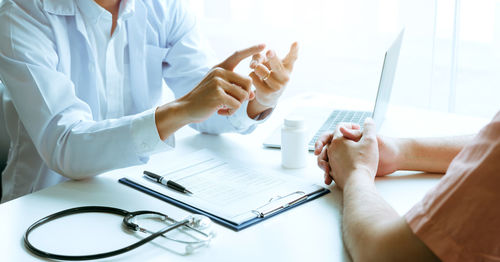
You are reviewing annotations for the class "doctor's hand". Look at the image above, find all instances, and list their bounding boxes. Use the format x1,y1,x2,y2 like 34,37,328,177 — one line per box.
248,42,299,111
178,44,265,122
325,118,379,190
155,44,265,140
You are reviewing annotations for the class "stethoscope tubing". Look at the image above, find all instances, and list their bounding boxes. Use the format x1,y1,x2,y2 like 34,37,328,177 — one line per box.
24,206,189,261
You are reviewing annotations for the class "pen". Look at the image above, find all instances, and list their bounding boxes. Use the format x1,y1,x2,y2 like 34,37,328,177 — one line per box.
143,170,193,195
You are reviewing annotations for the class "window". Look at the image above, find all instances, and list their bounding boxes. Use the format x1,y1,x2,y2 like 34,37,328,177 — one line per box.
187,0,500,118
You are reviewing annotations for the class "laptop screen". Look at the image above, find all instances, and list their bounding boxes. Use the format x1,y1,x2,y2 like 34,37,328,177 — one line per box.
372,29,404,129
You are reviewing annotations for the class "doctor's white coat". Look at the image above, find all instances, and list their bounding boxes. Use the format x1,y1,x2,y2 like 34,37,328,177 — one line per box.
0,0,259,202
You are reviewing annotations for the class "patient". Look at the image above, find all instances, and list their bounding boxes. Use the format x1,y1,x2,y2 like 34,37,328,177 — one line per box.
314,112,500,261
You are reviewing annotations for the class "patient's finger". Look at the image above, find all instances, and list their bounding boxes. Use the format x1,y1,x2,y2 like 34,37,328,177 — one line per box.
317,147,329,169
324,171,333,185
314,132,333,155
340,126,362,142
346,123,361,130
334,122,360,138
333,124,344,138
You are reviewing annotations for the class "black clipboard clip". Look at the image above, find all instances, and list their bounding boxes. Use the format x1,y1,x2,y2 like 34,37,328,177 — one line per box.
251,191,308,218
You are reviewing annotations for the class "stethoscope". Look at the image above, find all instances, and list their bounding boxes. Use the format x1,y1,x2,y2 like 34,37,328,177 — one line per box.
24,206,215,260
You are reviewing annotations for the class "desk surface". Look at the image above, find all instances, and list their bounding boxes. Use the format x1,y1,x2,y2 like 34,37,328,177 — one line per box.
0,94,490,262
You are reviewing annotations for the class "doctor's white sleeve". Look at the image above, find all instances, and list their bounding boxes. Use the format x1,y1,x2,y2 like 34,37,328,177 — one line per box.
0,3,167,179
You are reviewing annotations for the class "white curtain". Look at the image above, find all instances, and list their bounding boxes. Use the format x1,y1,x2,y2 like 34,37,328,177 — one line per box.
187,0,500,118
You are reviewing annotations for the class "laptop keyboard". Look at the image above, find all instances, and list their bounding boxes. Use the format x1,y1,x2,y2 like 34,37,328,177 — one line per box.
308,110,371,148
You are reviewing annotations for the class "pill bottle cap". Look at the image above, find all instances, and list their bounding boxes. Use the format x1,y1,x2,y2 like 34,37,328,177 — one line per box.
284,117,305,128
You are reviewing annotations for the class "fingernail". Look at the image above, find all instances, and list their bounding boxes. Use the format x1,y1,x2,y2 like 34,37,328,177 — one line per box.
267,50,275,58
250,60,257,68
249,90,255,100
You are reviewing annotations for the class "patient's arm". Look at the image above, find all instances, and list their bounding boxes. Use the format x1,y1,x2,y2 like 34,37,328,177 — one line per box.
325,120,440,261
395,136,471,174
316,125,472,181
342,176,440,262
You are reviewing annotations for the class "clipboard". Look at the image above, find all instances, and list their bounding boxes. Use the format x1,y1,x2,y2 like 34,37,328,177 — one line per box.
119,177,329,231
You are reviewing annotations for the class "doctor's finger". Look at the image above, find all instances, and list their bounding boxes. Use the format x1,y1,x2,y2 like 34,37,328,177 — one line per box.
266,50,289,83
220,44,266,71
254,64,272,81
250,72,274,93
221,82,250,103
283,42,299,70
266,50,283,71
219,69,253,92
261,74,282,92
217,93,241,116
250,53,266,69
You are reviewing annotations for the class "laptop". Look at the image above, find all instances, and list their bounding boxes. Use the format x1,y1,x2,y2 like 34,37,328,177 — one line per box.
263,29,404,150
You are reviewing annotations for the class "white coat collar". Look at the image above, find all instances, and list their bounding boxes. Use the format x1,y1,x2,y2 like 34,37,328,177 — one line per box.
76,0,136,25
43,0,77,16
43,0,136,19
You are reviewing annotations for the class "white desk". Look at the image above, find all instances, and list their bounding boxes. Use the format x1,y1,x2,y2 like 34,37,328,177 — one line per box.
0,94,490,261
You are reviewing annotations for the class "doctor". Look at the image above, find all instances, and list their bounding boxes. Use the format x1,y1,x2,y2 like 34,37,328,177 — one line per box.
0,0,299,202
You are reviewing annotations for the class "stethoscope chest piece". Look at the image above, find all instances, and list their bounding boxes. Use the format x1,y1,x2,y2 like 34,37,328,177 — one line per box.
188,214,213,230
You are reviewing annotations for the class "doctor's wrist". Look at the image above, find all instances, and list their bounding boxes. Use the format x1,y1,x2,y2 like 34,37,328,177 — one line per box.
155,101,191,141
247,97,274,119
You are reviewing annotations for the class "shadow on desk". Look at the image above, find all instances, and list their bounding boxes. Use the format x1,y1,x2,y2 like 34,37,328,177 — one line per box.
32,176,136,207
181,133,239,151
376,171,442,216
318,171,442,214
379,171,444,181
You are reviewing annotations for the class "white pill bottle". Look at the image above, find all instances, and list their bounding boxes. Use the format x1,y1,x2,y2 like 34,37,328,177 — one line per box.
281,117,308,168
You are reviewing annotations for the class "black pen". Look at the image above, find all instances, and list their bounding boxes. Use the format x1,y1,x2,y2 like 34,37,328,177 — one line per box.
143,170,193,195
